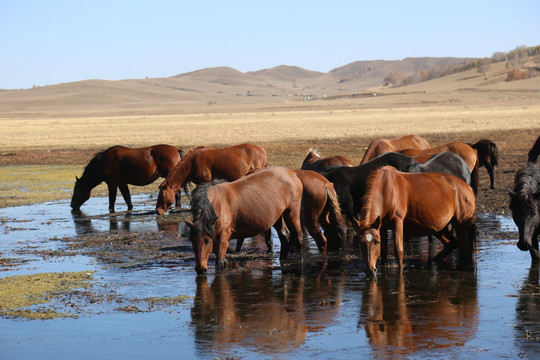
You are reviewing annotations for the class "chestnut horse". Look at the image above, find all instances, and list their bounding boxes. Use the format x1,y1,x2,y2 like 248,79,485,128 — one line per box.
354,166,476,276
185,167,303,274
469,139,499,189
360,135,430,164
301,149,353,173
508,163,540,262
156,143,267,215
400,141,479,194
235,170,346,254
71,144,183,212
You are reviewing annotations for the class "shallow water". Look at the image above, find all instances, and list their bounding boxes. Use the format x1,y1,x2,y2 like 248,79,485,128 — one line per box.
1,195,539,359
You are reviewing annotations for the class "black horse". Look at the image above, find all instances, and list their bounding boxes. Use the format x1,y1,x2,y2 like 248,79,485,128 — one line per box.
508,163,540,262
469,139,499,189
528,136,540,165
321,151,471,225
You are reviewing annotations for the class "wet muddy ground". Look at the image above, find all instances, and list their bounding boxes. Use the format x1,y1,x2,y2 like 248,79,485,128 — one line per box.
1,194,539,360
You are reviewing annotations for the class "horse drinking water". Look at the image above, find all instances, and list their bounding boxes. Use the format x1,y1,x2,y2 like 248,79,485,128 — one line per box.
71,144,183,212
185,167,303,275
353,166,477,276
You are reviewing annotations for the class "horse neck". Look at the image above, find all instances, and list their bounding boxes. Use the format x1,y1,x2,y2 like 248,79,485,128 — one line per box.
361,173,388,225
166,157,193,190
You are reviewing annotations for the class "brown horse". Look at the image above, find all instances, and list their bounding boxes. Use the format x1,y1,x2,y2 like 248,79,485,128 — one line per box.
185,167,303,274
401,141,479,194
156,143,267,215
360,135,430,164
301,149,353,173
353,166,476,276
469,139,499,189
71,144,183,213
234,170,346,254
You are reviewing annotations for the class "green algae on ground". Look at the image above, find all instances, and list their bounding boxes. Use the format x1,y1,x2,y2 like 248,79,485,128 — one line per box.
0,271,93,320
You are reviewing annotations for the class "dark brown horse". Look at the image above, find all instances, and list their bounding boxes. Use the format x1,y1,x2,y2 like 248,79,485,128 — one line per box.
71,144,183,212
400,141,479,194
360,135,430,164
301,149,353,173
527,136,540,165
469,139,499,189
156,143,267,215
185,167,303,274
353,166,476,276
508,163,540,262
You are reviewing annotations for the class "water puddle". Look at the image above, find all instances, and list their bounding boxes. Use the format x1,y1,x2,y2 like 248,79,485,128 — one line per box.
1,195,539,359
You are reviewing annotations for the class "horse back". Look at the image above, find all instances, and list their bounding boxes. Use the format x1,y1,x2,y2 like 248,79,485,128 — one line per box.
361,135,429,164
210,167,302,237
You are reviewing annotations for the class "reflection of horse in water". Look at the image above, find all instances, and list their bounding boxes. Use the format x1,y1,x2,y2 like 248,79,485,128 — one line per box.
359,270,478,357
515,265,540,353
190,269,344,357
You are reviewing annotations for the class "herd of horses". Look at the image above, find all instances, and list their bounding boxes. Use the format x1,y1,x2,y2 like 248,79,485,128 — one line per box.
70,134,540,275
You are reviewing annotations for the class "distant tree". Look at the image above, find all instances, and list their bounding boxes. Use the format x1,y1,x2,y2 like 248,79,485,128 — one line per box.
384,71,405,87
477,58,492,76
506,68,528,81
492,51,507,63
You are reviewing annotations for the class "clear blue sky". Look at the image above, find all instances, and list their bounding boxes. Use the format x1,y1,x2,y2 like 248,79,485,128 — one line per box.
1,0,539,89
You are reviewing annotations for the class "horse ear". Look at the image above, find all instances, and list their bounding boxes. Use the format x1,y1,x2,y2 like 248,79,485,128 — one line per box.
75,176,79,181
507,188,516,198
185,219,194,228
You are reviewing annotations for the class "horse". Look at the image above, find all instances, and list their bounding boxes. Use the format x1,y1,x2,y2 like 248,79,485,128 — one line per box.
156,143,267,215
301,148,353,173
399,141,479,194
321,152,424,225
234,170,345,254
71,144,184,213
408,151,472,186
469,139,499,189
360,135,430,164
184,167,303,275
527,136,540,165
508,163,540,262
353,166,476,276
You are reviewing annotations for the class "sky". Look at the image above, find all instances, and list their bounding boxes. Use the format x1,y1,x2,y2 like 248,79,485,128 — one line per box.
1,0,539,89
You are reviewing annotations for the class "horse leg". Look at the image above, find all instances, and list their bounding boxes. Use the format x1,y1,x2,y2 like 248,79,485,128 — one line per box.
380,227,389,266
393,220,404,270
305,215,327,254
106,182,118,213
235,238,245,253
455,220,476,265
283,208,304,256
274,218,290,260
215,233,230,272
264,229,273,254
486,163,495,189
118,184,133,211
431,229,457,263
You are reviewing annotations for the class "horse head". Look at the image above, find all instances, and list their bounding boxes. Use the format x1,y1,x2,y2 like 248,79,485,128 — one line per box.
70,176,91,210
508,188,540,253
156,180,177,215
185,217,218,275
353,216,382,276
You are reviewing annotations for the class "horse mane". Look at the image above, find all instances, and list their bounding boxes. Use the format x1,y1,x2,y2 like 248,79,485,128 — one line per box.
162,145,212,188
359,168,385,222
80,145,124,181
511,164,540,209
189,179,226,239
308,148,321,157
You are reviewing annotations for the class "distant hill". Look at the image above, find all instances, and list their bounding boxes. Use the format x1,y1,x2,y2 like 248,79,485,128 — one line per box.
0,55,535,115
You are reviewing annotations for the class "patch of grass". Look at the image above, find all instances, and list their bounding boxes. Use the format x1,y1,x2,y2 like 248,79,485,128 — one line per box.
0,271,93,320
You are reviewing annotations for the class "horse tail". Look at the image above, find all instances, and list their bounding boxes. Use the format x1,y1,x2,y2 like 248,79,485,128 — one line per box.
323,183,346,250
489,141,499,167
